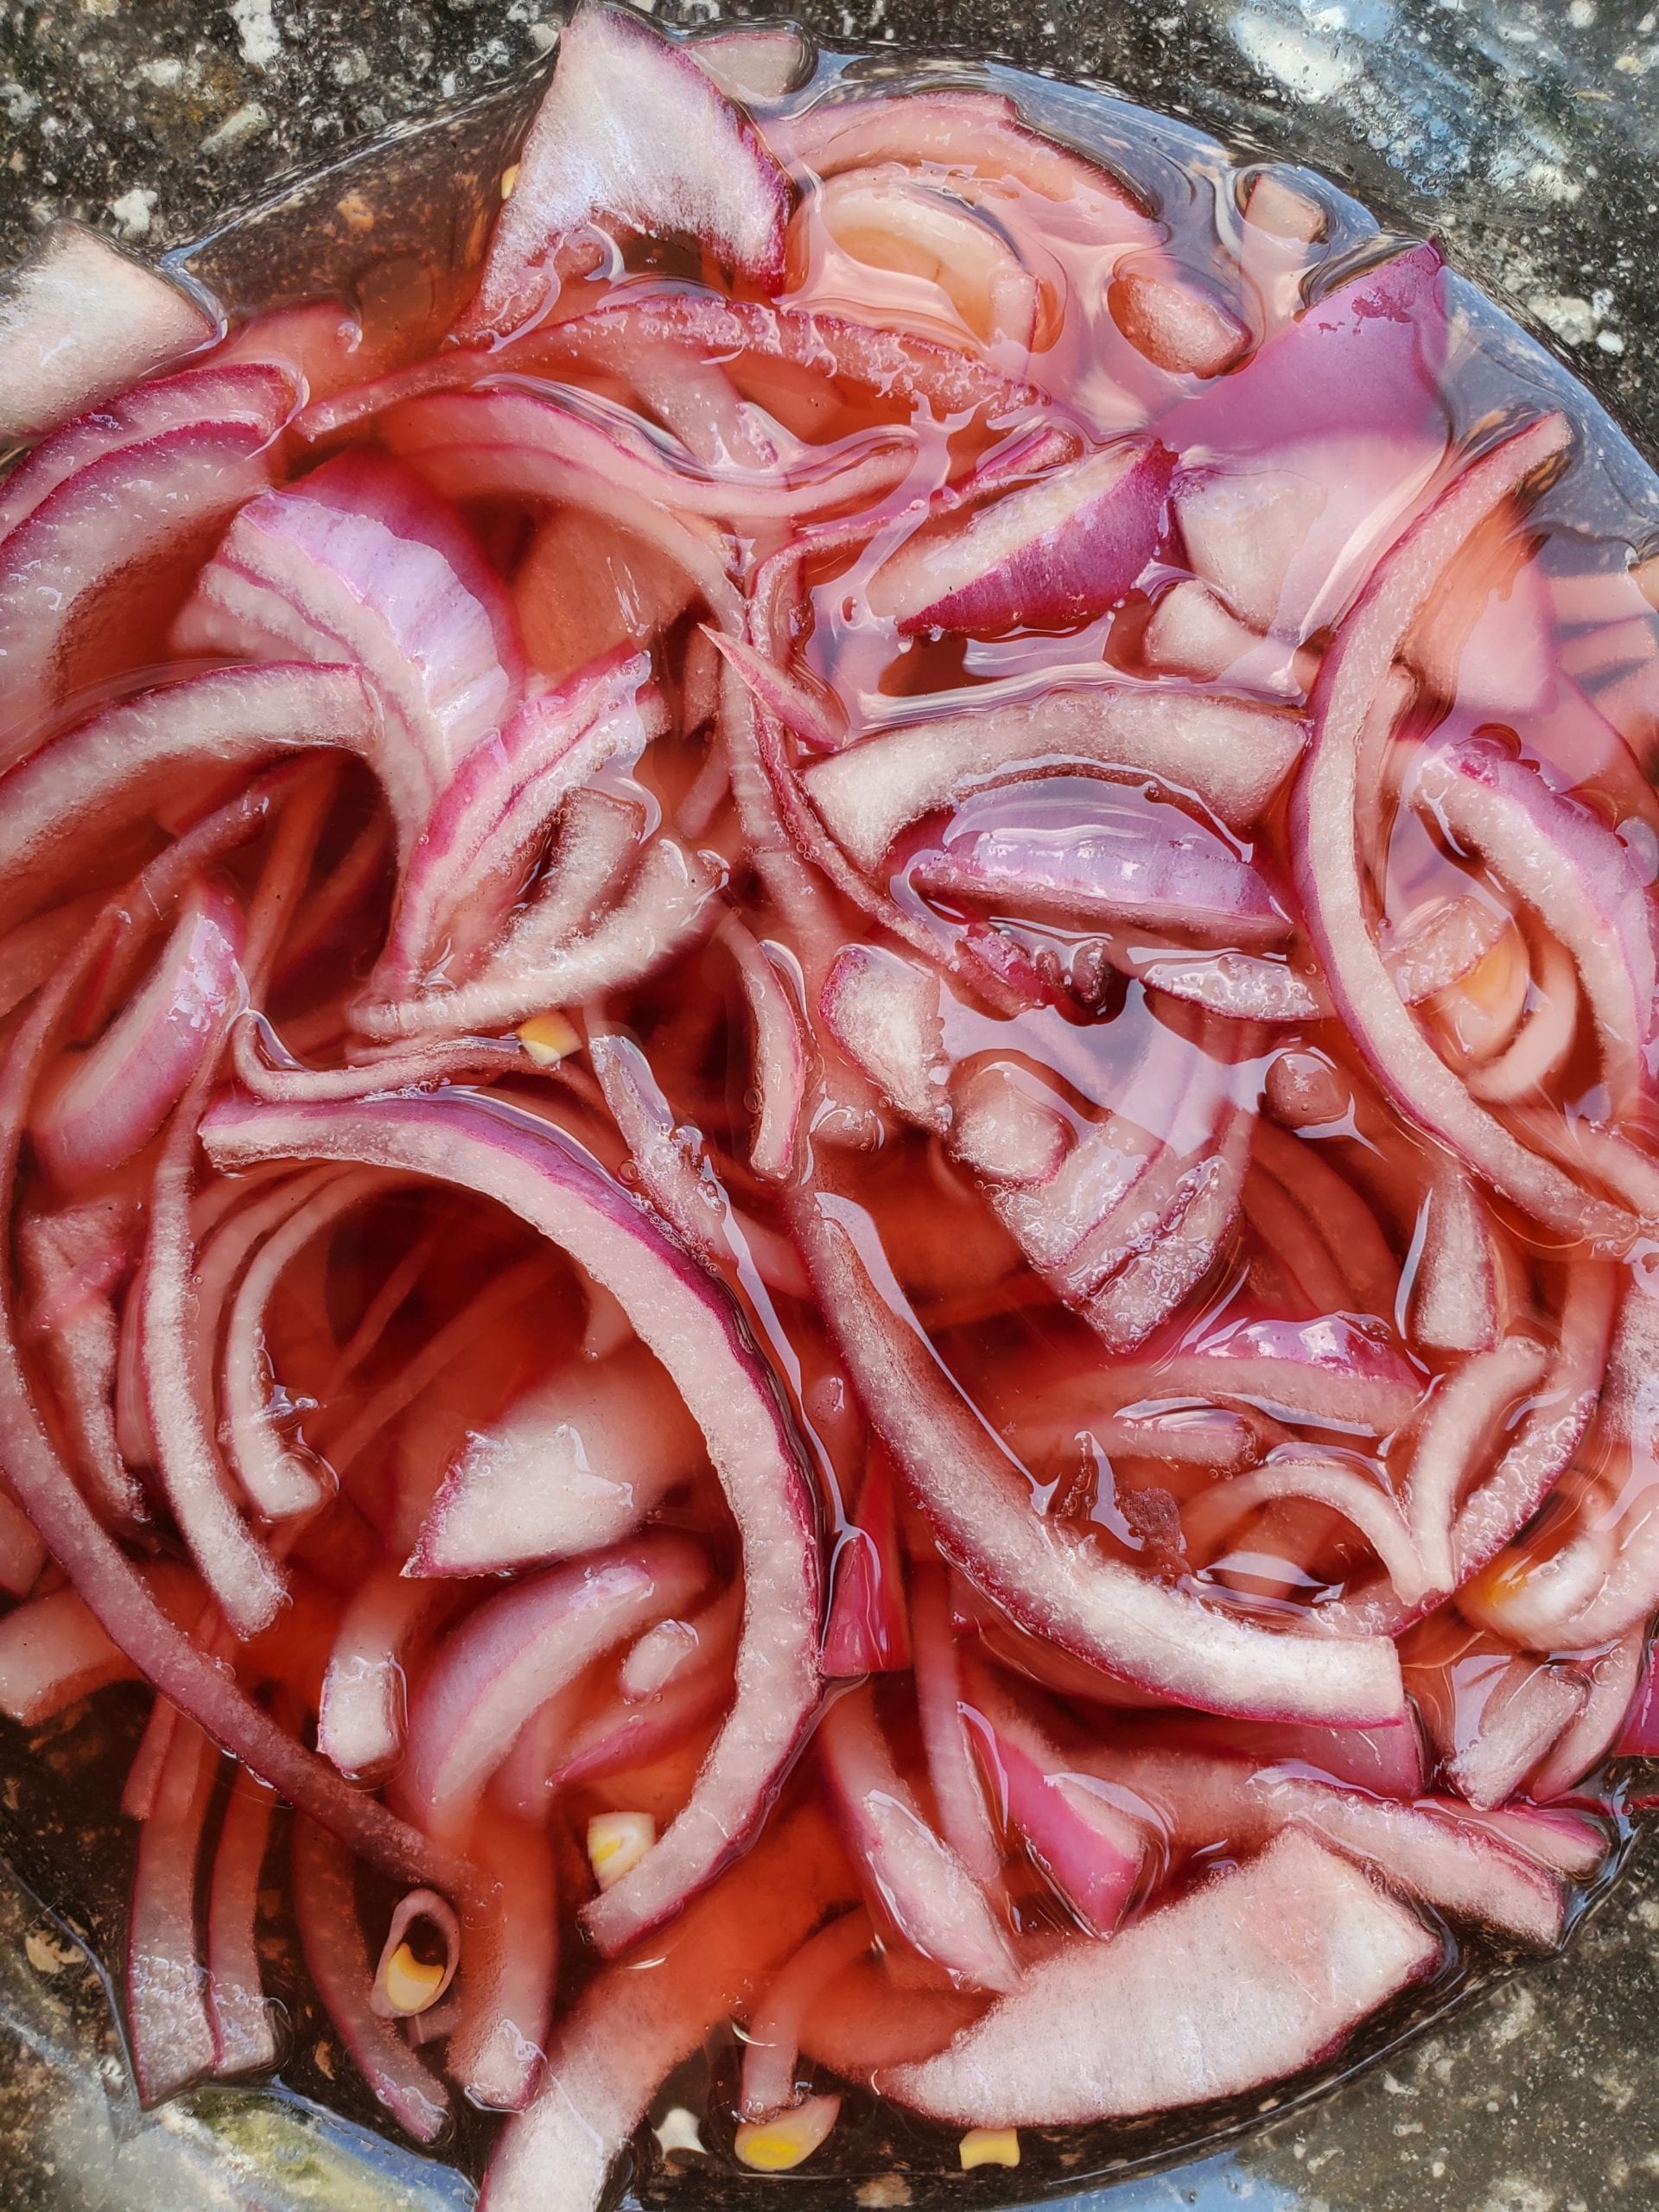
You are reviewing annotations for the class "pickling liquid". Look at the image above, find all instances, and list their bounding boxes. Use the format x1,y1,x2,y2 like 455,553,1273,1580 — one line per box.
3,16,1658,2208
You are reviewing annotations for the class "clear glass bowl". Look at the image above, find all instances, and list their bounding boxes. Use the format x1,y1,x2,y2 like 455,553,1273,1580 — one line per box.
3,5,1658,2208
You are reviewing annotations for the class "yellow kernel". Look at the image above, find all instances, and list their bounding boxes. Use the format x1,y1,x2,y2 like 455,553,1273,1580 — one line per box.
518,1011,580,1066
734,2092,841,2171
381,1942,447,2016
499,162,521,200
587,1810,655,1891
959,2128,1020,2171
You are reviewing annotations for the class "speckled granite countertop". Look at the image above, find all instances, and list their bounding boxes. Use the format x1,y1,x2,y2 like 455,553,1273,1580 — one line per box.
1,3,1657,2208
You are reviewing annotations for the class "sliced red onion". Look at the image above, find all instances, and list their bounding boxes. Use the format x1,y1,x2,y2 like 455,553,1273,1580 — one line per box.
885,1827,1435,2126
478,1808,851,2212
0,804,487,1907
791,1187,1407,1725
1173,467,1326,633
141,1131,289,1641
692,22,807,99
1465,930,1580,1104
0,219,217,447
230,1019,524,1104
1462,1804,1609,1878
448,1815,558,2111
1413,736,1659,1116
1408,1166,1504,1355
800,168,1044,349
316,1568,447,1783
1448,1262,1616,1588
373,648,658,996
1082,1097,1253,1352
1086,1739,1565,1943
0,363,289,544
1166,244,1450,640
408,1343,705,1576
0,893,105,1025
1444,1658,1589,1812
203,1087,823,1950
359,838,721,1042
291,1817,449,2143
1250,1123,1399,1321
588,1030,730,1267
552,1643,732,1790
0,664,378,945
1107,1312,1424,1437
207,1770,280,2076
912,786,1291,947
911,1563,1003,1885
1405,1336,1550,1599
726,925,809,1182
385,385,911,535
31,883,245,1191
126,1719,217,2104
818,1685,1018,1993
823,1440,913,1677
805,686,1306,873
868,441,1172,636
173,448,523,802
511,291,1044,424
18,1198,143,1523
819,945,951,1132
0,415,288,766
1185,1448,1430,1606
1109,264,1251,378
462,0,791,339
708,626,845,757
950,1062,1070,1189
222,1171,395,1521
777,86,1149,232
1128,947,1322,1024
392,1534,708,1847
1142,576,1268,683
964,1675,1146,1936
741,1907,874,2120
1185,1711,1427,1798
1385,893,1506,1007
1293,414,1637,1244
0,1574,194,1723
1528,1629,1644,1801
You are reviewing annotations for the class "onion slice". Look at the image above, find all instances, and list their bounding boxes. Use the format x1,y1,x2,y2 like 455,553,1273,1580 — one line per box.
201,1087,823,1953
884,1828,1437,2126
791,1182,1407,1726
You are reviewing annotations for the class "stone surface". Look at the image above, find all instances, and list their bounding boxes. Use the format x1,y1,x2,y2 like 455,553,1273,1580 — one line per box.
1,2,1657,2208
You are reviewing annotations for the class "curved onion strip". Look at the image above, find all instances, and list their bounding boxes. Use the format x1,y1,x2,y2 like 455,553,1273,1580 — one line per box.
789,1179,1407,1725
448,1815,558,2111
1530,1629,1646,1800
740,1908,874,2120
1185,1452,1430,1606
292,1817,449,2142
207,1770,281,2076
723,923,810,1183
200,1087,823,1955
356,838,721,1042
1404,1337,1551,1599
232,1015,524,1103
818,1683,1017,1993
220,1170,398,1520
911,1561,1003,1886
126,1718,217,2104
1290,413,1638,1244
480,1808,849,2212
391,1534,709,1847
